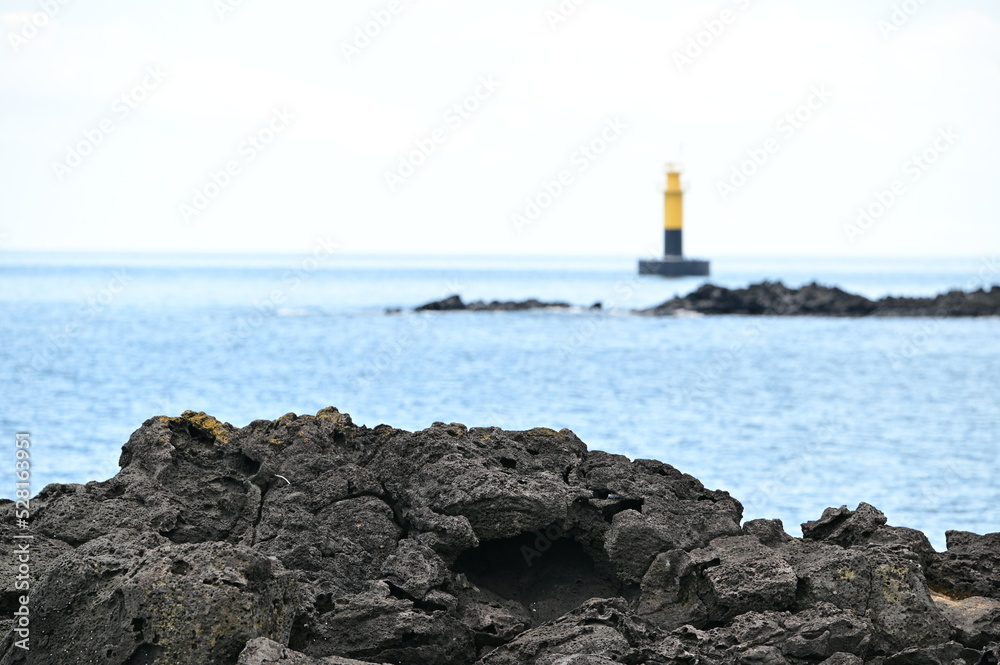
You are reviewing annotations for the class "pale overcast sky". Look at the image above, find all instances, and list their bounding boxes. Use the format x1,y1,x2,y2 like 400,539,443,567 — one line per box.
1,0,998,257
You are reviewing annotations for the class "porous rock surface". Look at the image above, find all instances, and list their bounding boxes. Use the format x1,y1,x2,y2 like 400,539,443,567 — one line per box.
1,409,998,664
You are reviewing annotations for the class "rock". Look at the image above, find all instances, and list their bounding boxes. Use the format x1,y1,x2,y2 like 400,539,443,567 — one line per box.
380,539,450,601
635,532,801,632
479,598,653,665
411,284,1000,318
801,503,936,569
795,504,952,652
581,452,743,584
466,298,572,312
863,549,952,653
415,294,467,311
403,505,479,564
883,641,986,665
0,531,300,665
743,518,794,547
369,423,587,543
2,408,997,664
642,281,1000,317
456,594,531,649
28,412,260,546
0,522,71,638
238,637,389,664
636,549,706,630
931,593,1000,649
686,534,798,623
927,531,1000,600
413,295,573,312
821,654,865,665
654,602,874,664
779,538,874,615
292,581,476,665
803,503,888,546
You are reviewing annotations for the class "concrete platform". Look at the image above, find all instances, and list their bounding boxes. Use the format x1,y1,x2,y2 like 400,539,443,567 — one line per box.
639,257,711,277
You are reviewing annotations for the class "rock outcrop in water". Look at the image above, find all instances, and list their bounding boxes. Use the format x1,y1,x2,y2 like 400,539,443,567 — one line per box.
414,295,573,312
2,409,999,664
407,282,1000,317
642,282,1000,317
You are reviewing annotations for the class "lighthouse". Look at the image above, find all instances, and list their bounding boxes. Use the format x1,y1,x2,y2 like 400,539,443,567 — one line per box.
638,164,711,277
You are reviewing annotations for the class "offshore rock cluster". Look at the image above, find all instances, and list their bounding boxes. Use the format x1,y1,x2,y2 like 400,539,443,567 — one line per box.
640,282,1000,317
412,295,575,312
411,281,1000,317
1,409,998,664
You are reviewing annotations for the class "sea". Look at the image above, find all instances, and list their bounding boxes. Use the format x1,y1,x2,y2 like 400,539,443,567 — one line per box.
2,253,998,551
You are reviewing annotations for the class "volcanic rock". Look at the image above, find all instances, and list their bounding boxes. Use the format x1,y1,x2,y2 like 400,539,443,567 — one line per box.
927,531,1000,599
1,409,998,664
642,281,1000,317
931,594,1000,649
409,282,1000,317
414,295,572,312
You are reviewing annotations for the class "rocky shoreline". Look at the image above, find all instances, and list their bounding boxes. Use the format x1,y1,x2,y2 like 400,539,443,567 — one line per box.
408,281,1000,317
2,409,999,664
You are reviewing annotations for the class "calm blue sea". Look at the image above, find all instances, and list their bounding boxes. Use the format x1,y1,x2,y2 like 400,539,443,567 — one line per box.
1,253,998,550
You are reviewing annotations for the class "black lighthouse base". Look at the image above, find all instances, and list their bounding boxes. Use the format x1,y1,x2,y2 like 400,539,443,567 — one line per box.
638,256,711,277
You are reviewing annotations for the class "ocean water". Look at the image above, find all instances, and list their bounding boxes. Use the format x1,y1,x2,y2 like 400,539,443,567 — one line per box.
1,252,998,551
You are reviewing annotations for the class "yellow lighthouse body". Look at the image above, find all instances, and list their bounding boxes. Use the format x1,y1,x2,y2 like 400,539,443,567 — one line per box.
664,170,683,231
637,163,710,276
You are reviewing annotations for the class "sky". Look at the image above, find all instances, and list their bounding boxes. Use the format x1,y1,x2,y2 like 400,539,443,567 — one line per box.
1,0,998,258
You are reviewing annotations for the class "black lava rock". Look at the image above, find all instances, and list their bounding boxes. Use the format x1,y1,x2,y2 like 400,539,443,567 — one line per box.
414,295,572,312
642,281,1000,317
1,409,998,664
